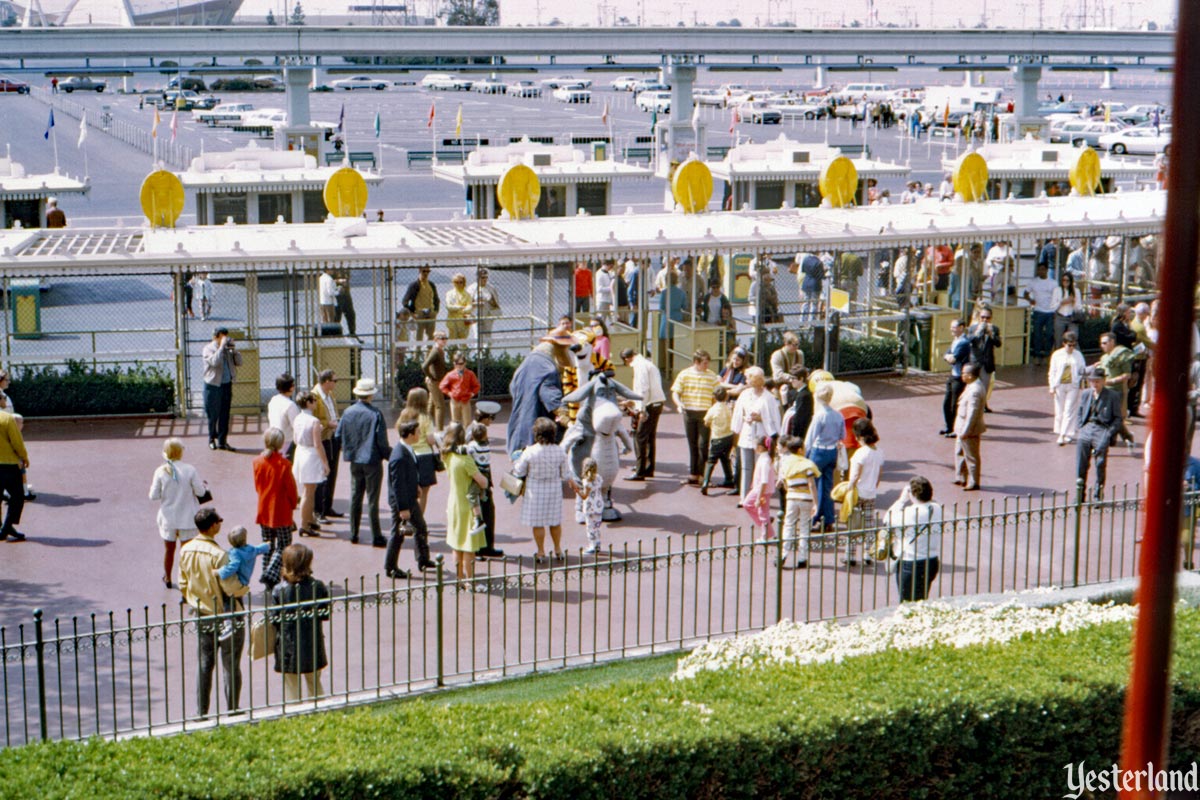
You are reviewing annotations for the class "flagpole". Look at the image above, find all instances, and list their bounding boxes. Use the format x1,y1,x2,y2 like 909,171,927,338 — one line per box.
52,124,59,173
375,105,382,173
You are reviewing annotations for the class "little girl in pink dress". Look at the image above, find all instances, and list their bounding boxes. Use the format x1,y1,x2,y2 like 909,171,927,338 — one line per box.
743,436,777,538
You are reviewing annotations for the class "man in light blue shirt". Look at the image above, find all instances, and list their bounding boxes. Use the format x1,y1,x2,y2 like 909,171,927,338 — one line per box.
804,382,844,531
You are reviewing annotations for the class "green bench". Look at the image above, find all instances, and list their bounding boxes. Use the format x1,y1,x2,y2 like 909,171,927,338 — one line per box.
324,151,378,169
232,124,274,138
706,145,731,159
405,149,469,167
621,146,652,161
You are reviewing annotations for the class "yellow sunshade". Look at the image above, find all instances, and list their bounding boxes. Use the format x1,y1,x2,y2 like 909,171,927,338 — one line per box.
671,159,714,214
323,167,369,218
497,163,541,220
1069,147,1102,196
953,152,989,203
819,156,858,208
139,170,185,229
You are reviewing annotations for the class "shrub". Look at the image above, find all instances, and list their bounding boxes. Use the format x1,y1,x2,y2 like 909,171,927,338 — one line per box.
2,609,1199,799
393,349,521,402
9,361,174,417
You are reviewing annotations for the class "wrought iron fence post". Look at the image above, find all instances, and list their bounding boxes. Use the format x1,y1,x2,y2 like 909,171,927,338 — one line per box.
434,555,445,688
774,535,784,624
1073,478,1085,588
33,609,47,742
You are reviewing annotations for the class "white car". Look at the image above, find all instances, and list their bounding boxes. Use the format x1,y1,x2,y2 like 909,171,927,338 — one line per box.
507,80,542,98
541,75,591,89
331,75,388,91
1050,120,1126,147
242,108,287,126
693,88,726,107
1098,125,1172,155
552,86,591,104
771,99,826,120
635,90,671,113
193,102,255,126
472,79,507,94
610,75,640,91
422,73,472,91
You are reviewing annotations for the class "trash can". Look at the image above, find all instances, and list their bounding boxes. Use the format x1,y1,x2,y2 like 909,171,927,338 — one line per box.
592,141,607,162
908,309,933,371
11,279,41,339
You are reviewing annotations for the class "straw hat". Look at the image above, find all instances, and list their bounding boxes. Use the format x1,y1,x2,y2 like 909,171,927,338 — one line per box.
352,378,378,397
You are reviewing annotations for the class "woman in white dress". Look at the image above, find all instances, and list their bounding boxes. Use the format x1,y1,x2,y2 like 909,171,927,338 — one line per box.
730,366,782,502
512,417,579,564
148,437,208,589
291,392,329,538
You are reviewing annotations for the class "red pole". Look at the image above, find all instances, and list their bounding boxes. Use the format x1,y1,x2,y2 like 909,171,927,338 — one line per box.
1118,2,1200,796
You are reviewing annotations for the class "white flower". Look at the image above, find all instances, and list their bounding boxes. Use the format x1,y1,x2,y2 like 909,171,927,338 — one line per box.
671,599,1136,681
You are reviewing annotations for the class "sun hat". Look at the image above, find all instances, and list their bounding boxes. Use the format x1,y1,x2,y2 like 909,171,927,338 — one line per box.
352,378,378,396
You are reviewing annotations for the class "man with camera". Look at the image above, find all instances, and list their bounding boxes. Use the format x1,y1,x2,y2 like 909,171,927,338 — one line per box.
201,327,242,451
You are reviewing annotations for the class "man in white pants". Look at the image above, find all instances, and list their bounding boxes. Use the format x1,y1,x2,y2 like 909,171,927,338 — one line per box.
1048,331,1087,446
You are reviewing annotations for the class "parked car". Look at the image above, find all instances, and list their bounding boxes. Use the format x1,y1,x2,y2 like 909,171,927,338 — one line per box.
1038,100,1090,119
1098,125,1171,156
1050,120,1126,147
193,102,256,126
552,86,592,104
738,100,782,124
60,76,106,93
693,88,726,107
0,78,30,94
472,78,507,94
541,75,591,90
331,75,389,91
421,73,472,91
507,80,542,98
632,80,670,96
1112,104,1167,126
253,75,285,91
635,90,671,113
242,108,287,127
771,99,826,120
610,75,640,91
160,89,203,110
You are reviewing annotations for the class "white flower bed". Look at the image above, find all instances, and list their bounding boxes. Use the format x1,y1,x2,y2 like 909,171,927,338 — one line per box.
672,599,1137,681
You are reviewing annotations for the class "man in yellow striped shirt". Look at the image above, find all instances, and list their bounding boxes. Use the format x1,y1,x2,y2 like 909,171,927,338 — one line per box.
671,349,720,486
0,410,28,541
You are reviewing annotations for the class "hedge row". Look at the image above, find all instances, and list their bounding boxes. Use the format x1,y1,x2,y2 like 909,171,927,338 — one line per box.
2,609,1199,799
393,350,522,402
9,361,175,417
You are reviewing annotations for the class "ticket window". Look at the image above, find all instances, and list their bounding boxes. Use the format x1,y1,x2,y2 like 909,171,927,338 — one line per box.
258,192,293,224
755,181,785,211
795,183,820,209
536,185,567,218
212,192,248,225
285,132,320,160
577,183,607,216
4,199,39,229
302,190,327,223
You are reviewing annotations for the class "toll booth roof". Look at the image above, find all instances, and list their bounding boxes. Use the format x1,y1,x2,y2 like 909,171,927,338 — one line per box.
942,139,1159,180
0,158,89,200
179,143,383,192
432,142,653,186
707,135,911,182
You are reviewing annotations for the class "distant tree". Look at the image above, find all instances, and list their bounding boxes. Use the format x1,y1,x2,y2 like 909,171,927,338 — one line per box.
727,17,742,26
289,1,305,25
546,16,563,26
266,9,276,24
616,15,631,25
441,0,499,25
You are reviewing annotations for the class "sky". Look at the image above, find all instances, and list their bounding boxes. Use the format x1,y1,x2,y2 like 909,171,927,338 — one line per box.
235,0,1175,29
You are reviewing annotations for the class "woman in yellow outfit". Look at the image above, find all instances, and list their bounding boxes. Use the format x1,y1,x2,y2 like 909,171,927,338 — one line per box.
444,273,473,342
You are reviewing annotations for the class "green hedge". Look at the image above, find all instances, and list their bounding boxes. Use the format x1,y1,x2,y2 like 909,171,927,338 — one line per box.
393,350,522,402
760,327,903,375
3,609,1200,799
9,361,175,417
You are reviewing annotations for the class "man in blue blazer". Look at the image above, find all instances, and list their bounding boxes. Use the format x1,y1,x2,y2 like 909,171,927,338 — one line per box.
1076,366,1124,500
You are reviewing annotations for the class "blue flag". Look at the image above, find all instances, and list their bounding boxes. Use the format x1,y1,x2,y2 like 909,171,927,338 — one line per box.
337,103,345,133
44,109,54,140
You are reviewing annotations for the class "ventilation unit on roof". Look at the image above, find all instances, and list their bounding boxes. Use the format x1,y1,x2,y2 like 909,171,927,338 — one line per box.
1042,150,1058,162
532,153,552,167
792,151,810,163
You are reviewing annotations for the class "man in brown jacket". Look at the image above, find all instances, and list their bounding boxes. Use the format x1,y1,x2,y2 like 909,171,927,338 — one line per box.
953,363,987,491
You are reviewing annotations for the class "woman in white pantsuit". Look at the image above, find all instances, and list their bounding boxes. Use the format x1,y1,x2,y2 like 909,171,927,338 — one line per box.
1048,331,1088,445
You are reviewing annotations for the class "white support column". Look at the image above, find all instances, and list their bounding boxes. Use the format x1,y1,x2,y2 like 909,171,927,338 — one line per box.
1010,63,1045,140
284,65,313,126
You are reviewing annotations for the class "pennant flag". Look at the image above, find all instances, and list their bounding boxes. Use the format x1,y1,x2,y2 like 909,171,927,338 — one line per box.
601,99,609,126
43,108,54,140
373,110,381,138
152,107,160,139
77,111,87,148
729,105,739,134
170,108,178,141
650,107,657,135
337,103,345,133
1103,104,1111,123
427,101,435,129
942,102,949,126
454,104,462,137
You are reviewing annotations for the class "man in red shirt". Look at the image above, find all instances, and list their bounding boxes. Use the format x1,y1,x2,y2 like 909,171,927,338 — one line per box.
574,262,593,316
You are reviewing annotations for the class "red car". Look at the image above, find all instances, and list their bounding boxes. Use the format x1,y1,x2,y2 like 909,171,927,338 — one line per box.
0,78,30,95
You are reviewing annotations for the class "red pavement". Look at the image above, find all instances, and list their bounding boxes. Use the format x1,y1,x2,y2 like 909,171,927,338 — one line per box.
0,363,1153,631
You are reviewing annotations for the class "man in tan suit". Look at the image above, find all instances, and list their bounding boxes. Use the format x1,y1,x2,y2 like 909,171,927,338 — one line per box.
953,363,987,491
312,370,342,521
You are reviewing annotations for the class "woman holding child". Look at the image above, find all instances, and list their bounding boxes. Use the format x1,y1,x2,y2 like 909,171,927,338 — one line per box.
443,422,489,581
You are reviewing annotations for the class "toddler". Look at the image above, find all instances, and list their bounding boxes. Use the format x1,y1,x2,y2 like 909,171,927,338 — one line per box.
743,436,777,540
700,386,734,495
215,526,270,641
463,423,490,536
573,457,604,555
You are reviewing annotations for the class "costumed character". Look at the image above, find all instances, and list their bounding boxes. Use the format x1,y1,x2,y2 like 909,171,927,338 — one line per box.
809,370,870,457
505,327,577,456
561,327,614,424
561,368,639,521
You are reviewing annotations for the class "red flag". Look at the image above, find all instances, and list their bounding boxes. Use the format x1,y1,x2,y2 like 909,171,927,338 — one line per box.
427,102,435,129
601,99,609,126
729,105,740,134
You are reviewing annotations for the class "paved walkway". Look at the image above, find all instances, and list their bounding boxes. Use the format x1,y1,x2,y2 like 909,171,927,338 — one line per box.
0,363,1154,631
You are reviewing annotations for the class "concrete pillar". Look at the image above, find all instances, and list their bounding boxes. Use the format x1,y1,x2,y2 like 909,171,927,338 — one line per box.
814,59,826,89
1100,64,1114,90
284,66,312,126
666,59,696,124
1011,64,1045,139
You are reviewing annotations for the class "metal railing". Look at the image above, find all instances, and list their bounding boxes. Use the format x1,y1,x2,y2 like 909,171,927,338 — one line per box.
4,482,1191,747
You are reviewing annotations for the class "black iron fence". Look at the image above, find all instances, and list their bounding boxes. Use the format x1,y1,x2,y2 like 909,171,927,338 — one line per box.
3,483,1194,747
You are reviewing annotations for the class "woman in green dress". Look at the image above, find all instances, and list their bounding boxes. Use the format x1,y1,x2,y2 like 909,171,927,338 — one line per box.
443,422,488,581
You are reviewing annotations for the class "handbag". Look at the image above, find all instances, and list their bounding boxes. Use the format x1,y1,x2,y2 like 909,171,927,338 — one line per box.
433,453,446,472
836,441,849,473
249,618,275,660
1070,309,1087,325
499,471,525,497
196,485,213,504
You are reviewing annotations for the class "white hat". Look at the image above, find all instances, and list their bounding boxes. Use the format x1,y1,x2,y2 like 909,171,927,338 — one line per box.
352,378,378,397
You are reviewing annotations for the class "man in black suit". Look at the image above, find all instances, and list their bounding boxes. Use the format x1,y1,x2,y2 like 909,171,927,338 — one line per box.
385,420,432,578
1076,367,1124,500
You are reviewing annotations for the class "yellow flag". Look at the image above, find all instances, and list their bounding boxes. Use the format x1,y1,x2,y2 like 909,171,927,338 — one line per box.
455,105,462,137
152,107,160,139
1104,104,1111,123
